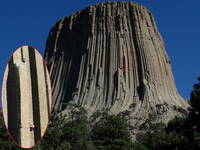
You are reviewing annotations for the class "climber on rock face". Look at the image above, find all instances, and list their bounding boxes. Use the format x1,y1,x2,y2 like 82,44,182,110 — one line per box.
30,124,35,131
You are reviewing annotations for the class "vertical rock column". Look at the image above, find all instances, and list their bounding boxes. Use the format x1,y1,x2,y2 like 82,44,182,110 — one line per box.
44,2,189,125
2,46,51,148
17,47,35,147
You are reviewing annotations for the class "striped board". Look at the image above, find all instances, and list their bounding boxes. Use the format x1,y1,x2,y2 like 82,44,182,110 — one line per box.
1,46,52,148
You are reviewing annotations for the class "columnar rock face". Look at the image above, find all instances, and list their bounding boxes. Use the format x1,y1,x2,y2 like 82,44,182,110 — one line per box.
2,46,52,148
44,2,189,128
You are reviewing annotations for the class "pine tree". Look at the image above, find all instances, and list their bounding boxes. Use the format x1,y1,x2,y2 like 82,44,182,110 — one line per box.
91,112,134,150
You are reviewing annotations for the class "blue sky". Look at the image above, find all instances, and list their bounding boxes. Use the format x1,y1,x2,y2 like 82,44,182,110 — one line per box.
0,0,200,107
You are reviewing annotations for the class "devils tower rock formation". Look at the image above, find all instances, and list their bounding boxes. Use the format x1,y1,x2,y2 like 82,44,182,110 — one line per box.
44,2,189,129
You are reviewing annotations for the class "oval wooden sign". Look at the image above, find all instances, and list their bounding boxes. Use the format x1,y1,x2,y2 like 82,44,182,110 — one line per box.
1,46,52,148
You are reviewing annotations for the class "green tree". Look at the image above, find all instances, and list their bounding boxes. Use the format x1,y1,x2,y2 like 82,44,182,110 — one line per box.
190,77,200,131
40,111,70,150
131,142,148,150
137,121,171,150
41,104,95,150
62,105,95,150
189,77,200,149
136,77,200,150
91,112,134,150
0,111,19,150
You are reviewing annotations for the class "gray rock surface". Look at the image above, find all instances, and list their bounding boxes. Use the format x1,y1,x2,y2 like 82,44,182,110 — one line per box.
2,46,51,148
44,1,189,130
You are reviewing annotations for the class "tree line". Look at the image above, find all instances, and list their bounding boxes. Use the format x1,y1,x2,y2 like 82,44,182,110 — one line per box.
0,77,200,150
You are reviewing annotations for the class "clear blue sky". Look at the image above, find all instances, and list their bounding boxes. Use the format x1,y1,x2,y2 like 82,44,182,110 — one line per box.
0,0,200,107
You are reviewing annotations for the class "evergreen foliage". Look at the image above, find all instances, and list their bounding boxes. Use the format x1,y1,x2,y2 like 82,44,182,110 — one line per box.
0,77,200,150
91,112,134,150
